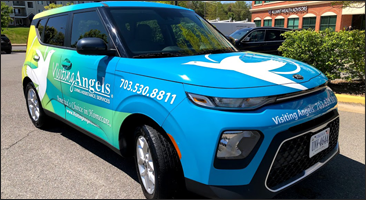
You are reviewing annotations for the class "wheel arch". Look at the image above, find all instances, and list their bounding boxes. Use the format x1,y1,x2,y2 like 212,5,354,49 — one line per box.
118,113,178,159
23,76,33,96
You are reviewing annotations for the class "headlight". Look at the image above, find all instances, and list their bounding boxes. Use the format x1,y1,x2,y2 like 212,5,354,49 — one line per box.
187,93,276,110
217,130,261,159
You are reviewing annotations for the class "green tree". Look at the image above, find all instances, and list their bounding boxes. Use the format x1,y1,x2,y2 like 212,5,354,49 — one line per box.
1,2,13,31
44,3,63,10
278,28,365,82
331,1,365,8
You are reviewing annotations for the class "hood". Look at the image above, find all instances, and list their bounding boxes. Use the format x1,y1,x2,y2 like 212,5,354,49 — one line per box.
116,52,322,91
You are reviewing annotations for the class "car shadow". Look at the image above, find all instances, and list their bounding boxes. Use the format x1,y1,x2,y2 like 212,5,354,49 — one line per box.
1,51,25,54
42,118,139,182
274,154,365,199
32,120,366,199
42,119,206,198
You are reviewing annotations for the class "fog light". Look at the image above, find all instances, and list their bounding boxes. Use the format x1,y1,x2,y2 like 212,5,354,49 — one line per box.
217,131,261,159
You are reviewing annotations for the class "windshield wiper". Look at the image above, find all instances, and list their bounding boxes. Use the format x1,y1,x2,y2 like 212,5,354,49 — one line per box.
133,52,183,58
193,49,233,55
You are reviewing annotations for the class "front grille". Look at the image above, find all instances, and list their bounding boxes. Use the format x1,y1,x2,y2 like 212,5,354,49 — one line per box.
266,118,339,190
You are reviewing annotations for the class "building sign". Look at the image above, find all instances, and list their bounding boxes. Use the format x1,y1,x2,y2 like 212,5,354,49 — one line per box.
269,6,308,15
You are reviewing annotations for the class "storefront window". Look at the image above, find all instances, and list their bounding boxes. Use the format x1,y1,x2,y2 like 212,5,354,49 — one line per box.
254,1,262,5
302,17,316,30
254,20,261,27
352,14,365,30
263,19,272,27
287,18,299,29
275,19,284,27
320,16,337,31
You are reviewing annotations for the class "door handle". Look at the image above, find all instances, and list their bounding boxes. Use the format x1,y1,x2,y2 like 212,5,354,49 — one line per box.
33,55,40,62
62,58,72,70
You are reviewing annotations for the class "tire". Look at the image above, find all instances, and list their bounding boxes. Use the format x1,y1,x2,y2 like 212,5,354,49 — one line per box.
25,82,49,128
134,125,185,199
5,50,11,54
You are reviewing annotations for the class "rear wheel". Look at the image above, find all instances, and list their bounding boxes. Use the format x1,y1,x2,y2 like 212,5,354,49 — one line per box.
25,82,49,128
134,125,184,199
5,49,11,54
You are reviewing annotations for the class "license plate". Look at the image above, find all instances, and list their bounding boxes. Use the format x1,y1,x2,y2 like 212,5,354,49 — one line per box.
309,128,330,158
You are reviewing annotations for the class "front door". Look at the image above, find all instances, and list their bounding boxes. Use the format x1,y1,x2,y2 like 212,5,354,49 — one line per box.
240,30,266,53
60,10,118,143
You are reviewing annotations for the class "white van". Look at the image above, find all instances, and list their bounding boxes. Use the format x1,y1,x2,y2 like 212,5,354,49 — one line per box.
209,21,256,35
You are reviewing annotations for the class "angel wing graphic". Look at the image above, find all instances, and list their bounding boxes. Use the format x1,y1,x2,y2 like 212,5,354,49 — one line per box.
26,49,56,101
184,55,307,90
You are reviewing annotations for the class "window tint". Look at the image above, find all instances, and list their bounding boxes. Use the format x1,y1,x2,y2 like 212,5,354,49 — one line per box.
247,30,265,42
280,30,288,40
44,15,68,46
71,11,109,48
230,28,251,40
37,19,47,41
265,30,281,41
108,7,236,57
138,20,165,45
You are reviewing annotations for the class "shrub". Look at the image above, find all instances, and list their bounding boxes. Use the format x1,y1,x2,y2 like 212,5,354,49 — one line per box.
278,28,365,82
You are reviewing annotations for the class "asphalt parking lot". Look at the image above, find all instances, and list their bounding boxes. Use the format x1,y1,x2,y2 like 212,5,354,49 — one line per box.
1,52,365,199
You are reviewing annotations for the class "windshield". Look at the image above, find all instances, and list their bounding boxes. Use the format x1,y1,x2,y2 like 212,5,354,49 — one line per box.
230,28,252,40
107,7,237,58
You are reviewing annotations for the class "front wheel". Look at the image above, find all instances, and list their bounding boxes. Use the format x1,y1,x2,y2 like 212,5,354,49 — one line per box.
134,125,184,199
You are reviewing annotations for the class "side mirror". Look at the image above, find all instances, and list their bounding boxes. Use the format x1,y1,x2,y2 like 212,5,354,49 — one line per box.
76,38,116,56
226,36,236,45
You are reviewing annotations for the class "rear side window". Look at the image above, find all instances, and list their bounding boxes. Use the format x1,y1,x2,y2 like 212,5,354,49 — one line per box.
265,30,281,41
44,15,68,46
70,11,109,48
280,30,288,40
37,19,47,41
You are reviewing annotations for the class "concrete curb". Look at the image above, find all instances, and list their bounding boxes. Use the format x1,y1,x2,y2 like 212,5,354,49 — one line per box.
335,94,365,105
12,44,26,46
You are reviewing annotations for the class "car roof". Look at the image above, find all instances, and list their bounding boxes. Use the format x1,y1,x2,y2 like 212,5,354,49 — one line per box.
251,27,292,31
33,1,192,20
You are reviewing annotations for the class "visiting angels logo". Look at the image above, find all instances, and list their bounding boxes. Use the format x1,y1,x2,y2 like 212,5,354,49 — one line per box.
27,49,55,101
184,54,308,90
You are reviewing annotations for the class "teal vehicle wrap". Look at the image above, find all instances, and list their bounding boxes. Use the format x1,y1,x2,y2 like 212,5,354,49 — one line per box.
22,1,340,199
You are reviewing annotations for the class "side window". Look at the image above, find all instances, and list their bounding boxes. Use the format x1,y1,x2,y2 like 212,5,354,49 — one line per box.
247,30,265,42
265,30,281,41
37,19,47,41
44,15,68,46
280,30,288,40
71,11,109,48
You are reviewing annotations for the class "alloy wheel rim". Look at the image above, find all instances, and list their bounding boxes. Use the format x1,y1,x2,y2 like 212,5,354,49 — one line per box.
136,136,155,194
27,88,40,121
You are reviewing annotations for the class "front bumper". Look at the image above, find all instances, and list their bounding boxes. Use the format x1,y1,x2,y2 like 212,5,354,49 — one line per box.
185,110,340,198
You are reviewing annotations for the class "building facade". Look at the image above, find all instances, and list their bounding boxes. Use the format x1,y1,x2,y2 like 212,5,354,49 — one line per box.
4,1,93,27
250,1,365,31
